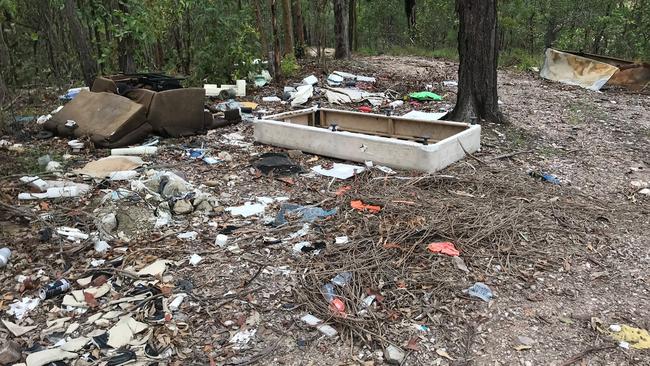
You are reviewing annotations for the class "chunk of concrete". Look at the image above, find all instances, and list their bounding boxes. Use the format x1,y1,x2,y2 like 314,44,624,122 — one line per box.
384,345,406,364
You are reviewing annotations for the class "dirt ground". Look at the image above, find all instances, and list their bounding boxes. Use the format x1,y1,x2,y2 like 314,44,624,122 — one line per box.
0,55,649,366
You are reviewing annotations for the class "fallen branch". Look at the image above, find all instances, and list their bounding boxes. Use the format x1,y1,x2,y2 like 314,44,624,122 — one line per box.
490,150,533,161
560,344,616,366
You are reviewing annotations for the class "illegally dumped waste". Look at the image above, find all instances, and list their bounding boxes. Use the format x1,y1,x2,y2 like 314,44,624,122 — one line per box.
466,282,494,302
409,91,443,101
274,203,337,225
0,247,11,267
252,152,305,176
529,170,561,185
607,324,650,349
311,163,365,179
427,242,460,256
74,156,144,180
350,200,381,213
300,314,338,337
402,110,447,121
327,71,377,86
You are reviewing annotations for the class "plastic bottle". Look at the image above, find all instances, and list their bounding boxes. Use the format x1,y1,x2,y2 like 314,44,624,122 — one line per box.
0,247,12,267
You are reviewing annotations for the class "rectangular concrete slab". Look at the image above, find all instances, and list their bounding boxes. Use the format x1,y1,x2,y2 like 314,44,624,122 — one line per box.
254,107,481,173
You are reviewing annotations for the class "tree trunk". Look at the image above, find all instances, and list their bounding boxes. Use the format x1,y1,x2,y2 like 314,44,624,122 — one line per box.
348,0,357,51
254,0,269,57
293,0,305,57
63,0,98,87
269,0,282,78
446,0,503,123
333,0,350,59
281,0,294,56
0,23,10,106
405,0,416,30
117,0,136,74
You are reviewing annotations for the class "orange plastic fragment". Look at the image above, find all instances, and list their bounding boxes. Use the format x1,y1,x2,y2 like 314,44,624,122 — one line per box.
427,242,460,256
351,200,381,213
330,298,346,313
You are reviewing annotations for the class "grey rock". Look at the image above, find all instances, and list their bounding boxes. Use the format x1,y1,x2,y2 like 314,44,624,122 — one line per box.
384,345,405,365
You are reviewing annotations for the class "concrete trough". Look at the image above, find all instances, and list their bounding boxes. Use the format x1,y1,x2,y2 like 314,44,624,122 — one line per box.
254,107,481,172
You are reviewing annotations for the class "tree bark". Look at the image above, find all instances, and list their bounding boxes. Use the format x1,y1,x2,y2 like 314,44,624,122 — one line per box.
333,0,350,59
446,0,503,123
293,0,305,56
117,0,136,74
269,0,282,78
63,0,98,87
281,0,294,56
0,23,10,106
254,0,269,57
405,0,416,31
348,0,357,51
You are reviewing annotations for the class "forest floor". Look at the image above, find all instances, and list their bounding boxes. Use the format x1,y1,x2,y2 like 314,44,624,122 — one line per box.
0,55,649,366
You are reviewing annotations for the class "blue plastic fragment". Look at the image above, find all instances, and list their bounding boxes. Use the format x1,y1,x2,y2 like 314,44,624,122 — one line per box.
274,203,337,226
467,282,493,302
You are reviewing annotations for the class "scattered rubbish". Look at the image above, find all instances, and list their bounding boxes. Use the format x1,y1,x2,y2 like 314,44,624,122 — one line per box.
452,256,470,273
253,70,273,87
293,241,326,254
529,171,561,185
402,110,447,121
215,234,229,247
74,156,144,179
311,163,365,180
111,146,158,156
137,259,171,277
443,80,458,87
466,282,494,302
226,196,288,217
46,160,62,172
409,91,443,101
335,186,352,196
376,165,397,175
436,348,454,360
331,272,352,286
39,279,71,300
262,96,282,102
358,106,372,113
0,247,11,267
638,188,650,195
327,71,376,86
540,49,650,91
290,85,313,107
60,337,90,352
68,139,84,151
384,345,406,365
37,114,52,124
189,254,202,266
324,88,385,106
177,231,198,240
350,200,381,213
610,324,622,332
252,153,304,175
274,203,337,225
0,341,21,365
2,318,37,336
302,75,319,85
427,242,460,256
230,329,257,350
106,316,149,348
56,227,89,241
19,181,91,200
169,293,187,311
7,297,40,320
607,324,650,349
619,341,631,349
335,236,349,244
300,314,338,337
204,80,246,97
389,100,404,108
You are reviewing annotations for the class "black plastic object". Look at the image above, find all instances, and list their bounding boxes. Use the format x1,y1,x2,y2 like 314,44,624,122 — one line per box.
252,153,305,176
35,130,54,139
107,350,137,365
114,73,184,93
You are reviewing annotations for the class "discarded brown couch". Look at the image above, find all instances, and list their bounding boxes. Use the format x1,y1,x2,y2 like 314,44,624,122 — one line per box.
45,76,216,148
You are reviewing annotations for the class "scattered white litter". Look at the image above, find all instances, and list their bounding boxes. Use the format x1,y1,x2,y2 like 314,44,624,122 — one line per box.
94,240,111,253
311,163,365,180
177,231,198,240
215,234,229,247
262,96,282,102
60,337,90,352
376,165,396,175
137,259,171,277
335,236,349,244
90,259,105,267
168,293,188,311
189,254,203,266
106,316,149,348
402,110,447,121
302,75,319,85
25,348,78,366
230,329,257,349
226,197,288,217
2,319,37,336
56,227,89,241
609,324,622,332
300,314,338,337
7,297,40,320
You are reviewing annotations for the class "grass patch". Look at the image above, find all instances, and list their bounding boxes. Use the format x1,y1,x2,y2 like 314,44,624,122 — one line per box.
500,48,542,70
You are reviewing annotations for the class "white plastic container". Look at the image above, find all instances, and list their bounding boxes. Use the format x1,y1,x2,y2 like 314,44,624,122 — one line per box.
215,234,228,247
0,247,11,267
111,146,158,156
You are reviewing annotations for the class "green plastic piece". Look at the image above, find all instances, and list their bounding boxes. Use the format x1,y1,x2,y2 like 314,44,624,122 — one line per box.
408,91,443,101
